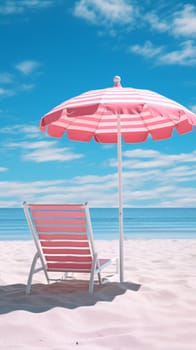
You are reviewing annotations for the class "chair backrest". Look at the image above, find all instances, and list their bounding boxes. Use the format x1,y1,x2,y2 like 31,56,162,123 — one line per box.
23,202,96,272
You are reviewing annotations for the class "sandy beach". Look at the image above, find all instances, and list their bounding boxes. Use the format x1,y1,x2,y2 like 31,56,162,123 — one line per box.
0,239,196,349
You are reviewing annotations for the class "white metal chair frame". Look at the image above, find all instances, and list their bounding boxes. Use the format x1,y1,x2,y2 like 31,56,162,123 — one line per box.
23,202,116,295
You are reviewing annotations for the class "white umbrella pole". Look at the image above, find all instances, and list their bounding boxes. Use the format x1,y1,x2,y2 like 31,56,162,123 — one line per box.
117,114,124,283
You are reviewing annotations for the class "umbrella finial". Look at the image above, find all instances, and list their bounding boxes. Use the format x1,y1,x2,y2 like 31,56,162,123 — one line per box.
113,75,122,87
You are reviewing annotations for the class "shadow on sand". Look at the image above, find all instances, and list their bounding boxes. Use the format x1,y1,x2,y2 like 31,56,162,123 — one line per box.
0,280,141,314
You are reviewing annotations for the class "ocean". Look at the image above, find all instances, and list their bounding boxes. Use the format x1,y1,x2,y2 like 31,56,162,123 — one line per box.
0,207,196,241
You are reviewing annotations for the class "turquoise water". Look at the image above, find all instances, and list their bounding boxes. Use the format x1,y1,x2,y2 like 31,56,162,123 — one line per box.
0,207,196,240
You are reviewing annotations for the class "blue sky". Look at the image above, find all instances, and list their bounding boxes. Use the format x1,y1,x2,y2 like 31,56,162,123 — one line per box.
0,0,196,208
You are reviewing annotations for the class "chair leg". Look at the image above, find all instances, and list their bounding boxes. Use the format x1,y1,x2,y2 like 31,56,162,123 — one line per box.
89,267,95,295
26,252,39,294
98,272,102,285
26,252,49,294
89,254,98,295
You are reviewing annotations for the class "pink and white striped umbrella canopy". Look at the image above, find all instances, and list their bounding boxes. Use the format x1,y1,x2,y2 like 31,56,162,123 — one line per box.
40,76,196,143
40,76,196,283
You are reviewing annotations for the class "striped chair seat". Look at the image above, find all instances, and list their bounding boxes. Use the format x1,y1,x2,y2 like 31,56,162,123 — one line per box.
23,202,116,294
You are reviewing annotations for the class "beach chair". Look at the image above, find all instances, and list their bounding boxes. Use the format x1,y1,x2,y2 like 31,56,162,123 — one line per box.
23,202,116,295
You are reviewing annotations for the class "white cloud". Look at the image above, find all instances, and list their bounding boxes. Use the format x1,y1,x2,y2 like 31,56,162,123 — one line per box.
124,149,196,163
0,72,13,84
0,83,34,97
172,4,196,37
73,173,116,184
0,1,23,14
108,149,196,199
0,178,118,208
131,150,196,167
21,125,41,139
0,167,8,172
145,12,168,32
73,0,135,27
7,140,84,163
0,0,55,15
73,1,196,39
0,124,39,136
143,4,196,38
19,83,35,91
0,61,40,99
159,40,196,66
72,2,196,67
0,87,14,96
0,200,19,207
22,0,56,9
23,147,83,162
124,158,174,169
15,60,41,75
130,40,164,58
123,149,161,159
1,144,196,207
1,165,196,207
130,39,196,66
130,5,196,66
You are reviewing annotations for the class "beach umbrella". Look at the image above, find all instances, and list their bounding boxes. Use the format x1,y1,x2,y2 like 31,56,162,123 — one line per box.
40,76,196,283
